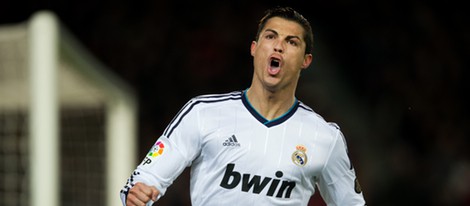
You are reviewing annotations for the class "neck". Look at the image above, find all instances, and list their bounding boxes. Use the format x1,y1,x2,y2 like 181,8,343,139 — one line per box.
245,86,296,121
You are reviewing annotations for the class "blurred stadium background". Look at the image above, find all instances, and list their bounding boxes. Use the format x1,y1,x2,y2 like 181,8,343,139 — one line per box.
1,0,469,205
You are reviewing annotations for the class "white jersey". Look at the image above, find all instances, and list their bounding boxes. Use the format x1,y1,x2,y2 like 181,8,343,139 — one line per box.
121,90,365,206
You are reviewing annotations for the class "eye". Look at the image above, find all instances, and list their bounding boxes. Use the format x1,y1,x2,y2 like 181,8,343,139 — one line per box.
265,34,275,40
288,39,298,46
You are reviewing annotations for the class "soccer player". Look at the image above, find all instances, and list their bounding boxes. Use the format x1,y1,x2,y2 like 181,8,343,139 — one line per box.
121,6,366,206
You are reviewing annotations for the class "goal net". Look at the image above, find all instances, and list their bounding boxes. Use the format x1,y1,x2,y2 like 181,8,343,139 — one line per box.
0,11,137,206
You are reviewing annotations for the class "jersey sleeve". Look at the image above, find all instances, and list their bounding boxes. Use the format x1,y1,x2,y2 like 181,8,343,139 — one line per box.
120,99,203,205
317,129,366,205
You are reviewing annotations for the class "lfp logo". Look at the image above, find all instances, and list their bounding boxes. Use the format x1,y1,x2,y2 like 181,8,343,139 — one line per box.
142,141,165,165
148,141,165,157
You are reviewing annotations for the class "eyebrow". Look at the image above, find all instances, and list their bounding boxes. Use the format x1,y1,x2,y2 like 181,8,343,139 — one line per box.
264,29,302,42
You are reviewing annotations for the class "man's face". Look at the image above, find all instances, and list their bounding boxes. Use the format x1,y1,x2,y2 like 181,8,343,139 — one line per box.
251,17,312,92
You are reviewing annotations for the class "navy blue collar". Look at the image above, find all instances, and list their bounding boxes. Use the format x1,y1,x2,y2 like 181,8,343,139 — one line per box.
241,90,299,128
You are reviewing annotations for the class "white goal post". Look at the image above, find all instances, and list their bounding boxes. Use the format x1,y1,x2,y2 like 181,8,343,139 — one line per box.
0,10,137,206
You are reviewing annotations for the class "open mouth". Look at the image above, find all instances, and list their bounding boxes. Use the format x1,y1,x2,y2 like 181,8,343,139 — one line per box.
271,58,280,68
268,57,281,75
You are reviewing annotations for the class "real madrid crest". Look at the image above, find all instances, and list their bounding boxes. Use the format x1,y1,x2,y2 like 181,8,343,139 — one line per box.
292,145,308,166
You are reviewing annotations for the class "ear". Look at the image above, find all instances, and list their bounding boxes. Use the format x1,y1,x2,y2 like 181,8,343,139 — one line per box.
250,41,257,56
301,53,313,69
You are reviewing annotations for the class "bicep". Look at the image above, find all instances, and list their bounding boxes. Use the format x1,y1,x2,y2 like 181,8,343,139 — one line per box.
317,132,365,205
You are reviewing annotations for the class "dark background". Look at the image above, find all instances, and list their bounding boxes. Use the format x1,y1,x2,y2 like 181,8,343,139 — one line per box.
2,0,469,205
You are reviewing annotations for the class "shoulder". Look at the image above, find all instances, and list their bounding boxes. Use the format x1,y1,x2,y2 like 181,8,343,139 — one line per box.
183,90,244,111
162,91,244,137
191,90,243,102
297,101,342,142
297,101,341,131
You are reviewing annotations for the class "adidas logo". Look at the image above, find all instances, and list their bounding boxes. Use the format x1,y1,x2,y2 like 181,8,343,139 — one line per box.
222,135,240,147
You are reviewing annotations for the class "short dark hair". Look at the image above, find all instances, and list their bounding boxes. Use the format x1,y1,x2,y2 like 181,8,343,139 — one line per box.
255,7,314,55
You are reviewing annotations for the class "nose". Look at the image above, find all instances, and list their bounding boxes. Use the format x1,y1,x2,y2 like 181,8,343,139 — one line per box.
273,40,284,53
274,47,283,53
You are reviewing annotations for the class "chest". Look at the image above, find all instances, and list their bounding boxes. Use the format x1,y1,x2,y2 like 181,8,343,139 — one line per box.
197,109,331,180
